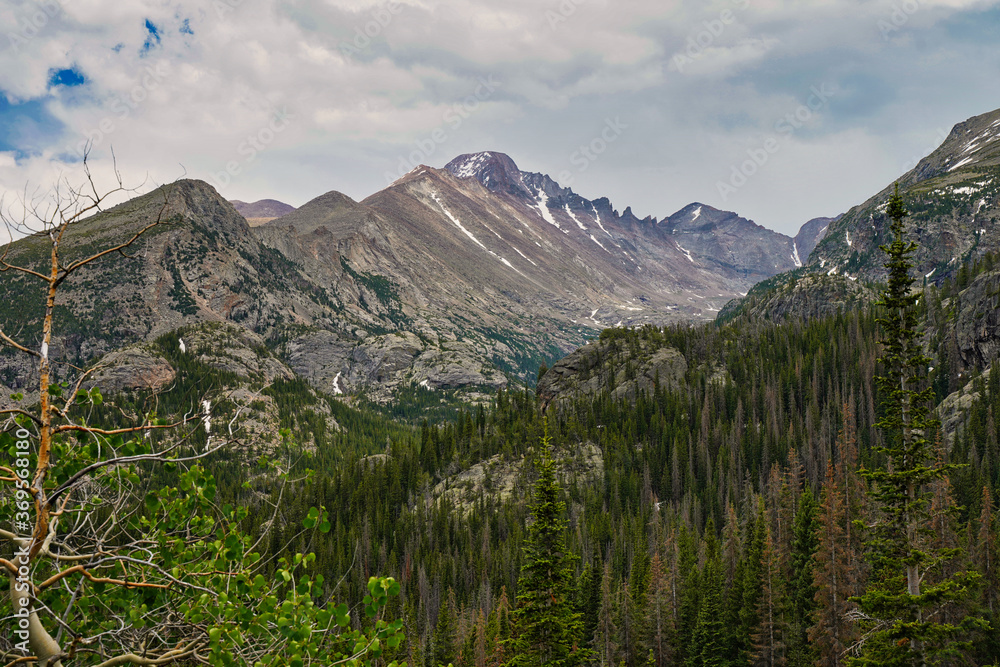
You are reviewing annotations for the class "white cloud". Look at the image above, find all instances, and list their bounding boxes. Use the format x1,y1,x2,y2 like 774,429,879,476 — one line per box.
0,0,998,235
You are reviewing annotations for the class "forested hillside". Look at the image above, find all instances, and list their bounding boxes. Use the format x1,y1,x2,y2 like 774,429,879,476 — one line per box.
3,180,999,665
214,247,1000,665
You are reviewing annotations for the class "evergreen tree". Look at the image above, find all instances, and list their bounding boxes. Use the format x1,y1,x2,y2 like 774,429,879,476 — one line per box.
851,185,985,666
505,431,589,666
595,561,620,666
434,588,458,667
811,461,855,667
787,488,818,667
752,522,788,667
689,551,727,667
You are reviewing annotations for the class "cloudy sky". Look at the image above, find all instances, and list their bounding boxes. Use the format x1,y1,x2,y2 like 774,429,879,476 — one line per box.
1,0,999,236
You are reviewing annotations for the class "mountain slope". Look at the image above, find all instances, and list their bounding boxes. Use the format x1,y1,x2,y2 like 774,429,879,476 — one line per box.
721,107,1000,323
807,108,1000,282
1,152,826,400
230,198,296,221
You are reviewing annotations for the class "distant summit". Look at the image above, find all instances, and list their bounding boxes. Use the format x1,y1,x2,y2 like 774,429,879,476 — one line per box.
230,198,296,223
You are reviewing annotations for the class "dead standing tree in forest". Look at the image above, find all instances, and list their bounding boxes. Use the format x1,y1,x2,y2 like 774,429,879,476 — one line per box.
0,158,405,666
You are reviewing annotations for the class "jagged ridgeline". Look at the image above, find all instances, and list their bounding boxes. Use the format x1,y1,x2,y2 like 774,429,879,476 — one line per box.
2,147,842,407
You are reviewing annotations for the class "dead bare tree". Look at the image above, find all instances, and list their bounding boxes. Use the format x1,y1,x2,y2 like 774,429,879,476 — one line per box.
0,156,403,666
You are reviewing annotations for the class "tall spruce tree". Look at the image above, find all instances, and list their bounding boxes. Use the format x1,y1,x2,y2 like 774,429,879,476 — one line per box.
851,185,985,666
505,430,588,666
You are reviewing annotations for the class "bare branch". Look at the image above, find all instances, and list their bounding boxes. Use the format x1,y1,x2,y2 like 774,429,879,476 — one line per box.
47,438,228,505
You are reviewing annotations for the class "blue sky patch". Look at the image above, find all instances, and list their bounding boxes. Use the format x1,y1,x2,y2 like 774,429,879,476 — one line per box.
0,94,65,156
48,68,86,88
142,19,161,54
180,18,193,36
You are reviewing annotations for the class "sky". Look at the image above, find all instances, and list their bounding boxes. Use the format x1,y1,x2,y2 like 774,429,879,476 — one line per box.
1,0,999,236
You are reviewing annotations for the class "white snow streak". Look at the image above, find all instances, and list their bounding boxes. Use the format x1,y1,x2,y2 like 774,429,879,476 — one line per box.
430,191,523,276
590,234,610,252
431,192,489,251
949,156,975,172
534,190,561,229
791,241,802,268
845,231,852,248
513,247,538,266
691,206,702,221
332,372,343,395
591,205,613,238
565,205,587,231
676,242,695,263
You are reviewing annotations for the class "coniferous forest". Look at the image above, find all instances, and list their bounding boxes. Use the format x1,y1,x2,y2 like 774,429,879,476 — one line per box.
183,194,999,666
3,184,1000,667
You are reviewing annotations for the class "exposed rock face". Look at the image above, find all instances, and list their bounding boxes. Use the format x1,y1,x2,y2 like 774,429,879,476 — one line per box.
718,273,877,324
807,108,1000,283
937,376,984,447
657,202,804,281
794,216,835,261
538,334,686,409
429,442,604,514
955,269,1000,369
0,148,897,402
87,346,176,393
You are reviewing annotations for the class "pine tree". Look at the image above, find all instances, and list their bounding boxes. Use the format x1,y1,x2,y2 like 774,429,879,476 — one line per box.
434,588,458,667
645,551,677,667
752,522,788,667
595,561,620,666
811,461,854,667
787,488,818,666
505,431,589,666
851,185,985,666
689,551,726,667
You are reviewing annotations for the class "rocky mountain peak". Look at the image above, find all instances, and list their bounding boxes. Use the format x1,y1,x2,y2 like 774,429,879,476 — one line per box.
903,108,1000,187
230,198,296,219
445,151,533,198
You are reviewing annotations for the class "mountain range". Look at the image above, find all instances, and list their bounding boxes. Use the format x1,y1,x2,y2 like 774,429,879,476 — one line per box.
2,106,999,402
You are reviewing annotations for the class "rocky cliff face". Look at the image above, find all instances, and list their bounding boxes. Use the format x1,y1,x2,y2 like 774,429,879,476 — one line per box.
955,269,1000,369
721,107,1000,324
806,108,1000,283
537,332,687,409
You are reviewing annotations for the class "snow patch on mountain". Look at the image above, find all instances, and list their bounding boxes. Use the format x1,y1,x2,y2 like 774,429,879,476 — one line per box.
676,241,695,263
450,152,491,179
534,190,561,229
513,247,538,266
565,205,587,231
589,234,610,252
591,206,613,238
431,192,489,252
